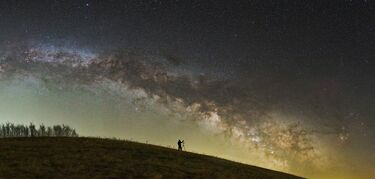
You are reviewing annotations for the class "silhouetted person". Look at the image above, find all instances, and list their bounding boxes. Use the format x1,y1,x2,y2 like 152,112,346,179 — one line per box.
177,139,184,151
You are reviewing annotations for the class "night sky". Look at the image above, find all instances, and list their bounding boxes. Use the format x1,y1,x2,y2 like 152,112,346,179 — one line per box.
0,1,374,178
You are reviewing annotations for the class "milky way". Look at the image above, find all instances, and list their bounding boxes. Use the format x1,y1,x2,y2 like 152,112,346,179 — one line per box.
1,1,375,178
0,41,373,178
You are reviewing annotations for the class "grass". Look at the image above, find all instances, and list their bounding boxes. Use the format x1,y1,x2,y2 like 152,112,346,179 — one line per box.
0,137,303,178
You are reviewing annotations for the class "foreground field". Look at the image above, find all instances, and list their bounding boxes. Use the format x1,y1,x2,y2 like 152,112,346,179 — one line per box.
0,137,303,178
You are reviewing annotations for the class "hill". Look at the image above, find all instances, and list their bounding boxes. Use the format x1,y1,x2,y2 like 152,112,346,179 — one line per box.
0,137,303,178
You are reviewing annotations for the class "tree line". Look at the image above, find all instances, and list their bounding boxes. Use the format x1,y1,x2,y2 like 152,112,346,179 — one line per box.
0,123,78,137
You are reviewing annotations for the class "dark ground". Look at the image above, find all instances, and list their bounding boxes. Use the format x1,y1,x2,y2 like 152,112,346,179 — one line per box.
0,137,303,178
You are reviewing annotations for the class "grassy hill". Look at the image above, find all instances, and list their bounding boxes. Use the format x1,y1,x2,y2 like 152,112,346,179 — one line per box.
0,137,303,178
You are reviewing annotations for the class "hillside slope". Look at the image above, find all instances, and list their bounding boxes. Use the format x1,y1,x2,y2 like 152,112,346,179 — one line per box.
0,137,303,178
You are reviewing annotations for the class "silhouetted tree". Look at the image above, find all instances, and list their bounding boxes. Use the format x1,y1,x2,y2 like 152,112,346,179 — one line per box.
39,124,46,136
71,129,78,137
29,123,36,137
47,127,53,136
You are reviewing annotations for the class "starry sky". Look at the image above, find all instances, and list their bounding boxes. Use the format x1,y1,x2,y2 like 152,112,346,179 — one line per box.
0,1,375,178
